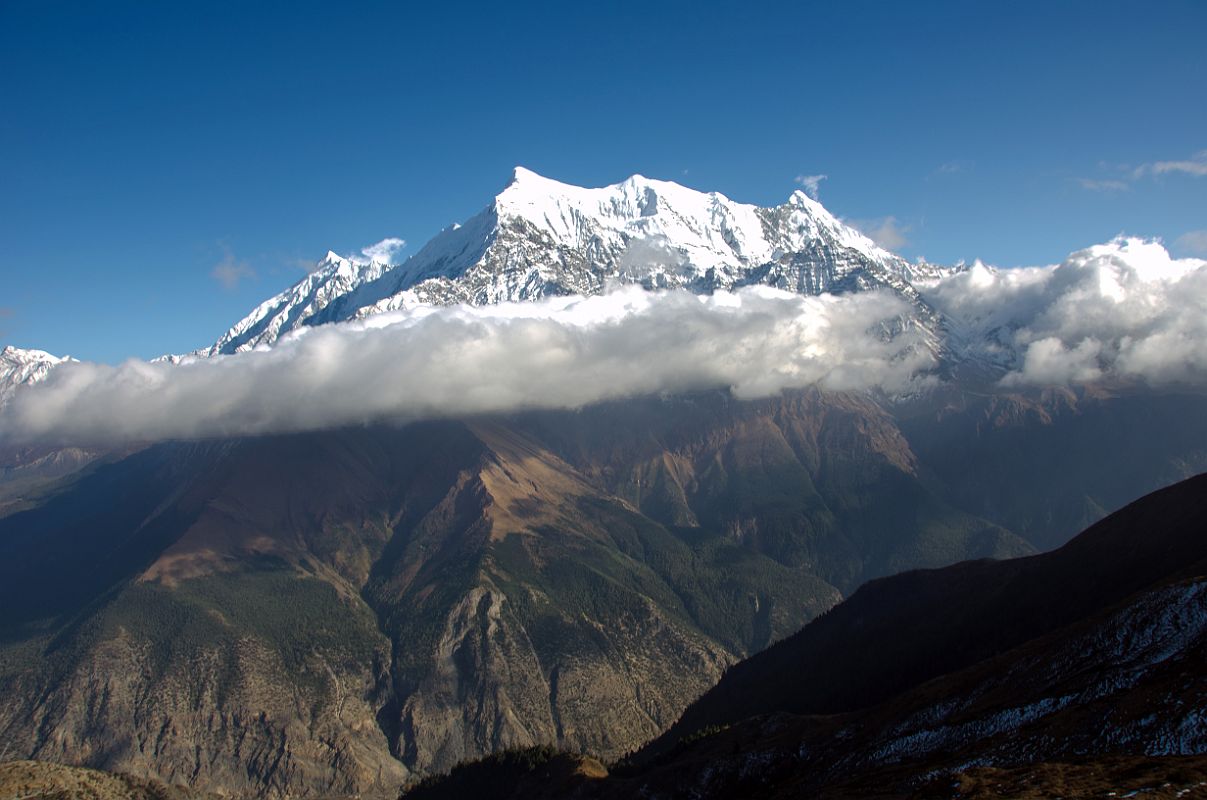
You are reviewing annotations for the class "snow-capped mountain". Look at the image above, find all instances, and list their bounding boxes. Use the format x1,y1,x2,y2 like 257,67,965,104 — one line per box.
0,346,73,406
209,167,951,354
195,251,391,358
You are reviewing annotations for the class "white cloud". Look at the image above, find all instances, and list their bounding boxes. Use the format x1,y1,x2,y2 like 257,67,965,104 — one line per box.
1175,230,1207,256
1076,178,1130,192
921,238,1207,388
0,286,936,445
1134,149,1207,178
847,216,910,251
211,250,255,290
794,174,827,200
359,237,407,264
9,238,1207,446
1000,337,1103,386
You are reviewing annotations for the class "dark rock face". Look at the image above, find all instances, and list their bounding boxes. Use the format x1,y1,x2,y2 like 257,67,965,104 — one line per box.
1,387,1205,798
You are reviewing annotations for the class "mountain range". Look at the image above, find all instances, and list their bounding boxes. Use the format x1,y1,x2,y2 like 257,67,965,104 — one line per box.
3,167,1201,400
199,167,948,357
1,169,1205,798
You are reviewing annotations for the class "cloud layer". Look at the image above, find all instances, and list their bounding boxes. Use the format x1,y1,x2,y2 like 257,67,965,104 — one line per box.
0,287,934,445
5,239,1205,446
921,238,1207,387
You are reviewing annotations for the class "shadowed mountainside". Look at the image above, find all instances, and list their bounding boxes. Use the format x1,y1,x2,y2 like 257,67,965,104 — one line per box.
0,390,1023,798
0,387,1205,798
403,472,1207,799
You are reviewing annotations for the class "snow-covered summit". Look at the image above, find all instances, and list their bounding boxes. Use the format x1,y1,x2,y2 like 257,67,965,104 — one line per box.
1,345,73,406
208,167,949,354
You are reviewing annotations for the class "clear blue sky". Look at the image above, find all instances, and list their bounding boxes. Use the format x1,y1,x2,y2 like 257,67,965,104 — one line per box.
2,0,1205,363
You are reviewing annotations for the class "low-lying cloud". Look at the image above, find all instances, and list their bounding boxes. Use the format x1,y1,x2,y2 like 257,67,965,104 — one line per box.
921,238,1207,387
0,287,935,445
6,238,1205,446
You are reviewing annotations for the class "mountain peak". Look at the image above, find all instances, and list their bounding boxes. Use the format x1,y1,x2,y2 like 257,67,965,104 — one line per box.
498,165,593,207
1,345,72,405
203,169,934,354
1,345,65,364
509,165,547,184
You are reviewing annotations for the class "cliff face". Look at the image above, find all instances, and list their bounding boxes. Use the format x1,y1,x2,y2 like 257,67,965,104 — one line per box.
1,388,1204,798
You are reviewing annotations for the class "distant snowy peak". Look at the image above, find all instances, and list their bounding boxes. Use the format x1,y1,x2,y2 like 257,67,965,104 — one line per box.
208,167,949,354
202,250,392,356
0,346,72,405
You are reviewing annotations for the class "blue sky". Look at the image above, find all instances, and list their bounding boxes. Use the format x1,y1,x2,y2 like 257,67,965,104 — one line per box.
2,0,1205,363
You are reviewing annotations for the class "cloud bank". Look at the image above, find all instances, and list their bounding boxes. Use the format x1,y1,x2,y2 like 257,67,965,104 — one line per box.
5,239,1205,446
921,238,1207,387
0,287,934,445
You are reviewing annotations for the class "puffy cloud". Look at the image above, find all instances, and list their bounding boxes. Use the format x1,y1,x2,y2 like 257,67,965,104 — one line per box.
794,174,827,200
921,238,1207,387
1001,337,1103,386
846,216,910,251
359,237,407,264
0,286,936,445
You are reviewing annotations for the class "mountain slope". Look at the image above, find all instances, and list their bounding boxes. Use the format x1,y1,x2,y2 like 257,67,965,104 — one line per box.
404,472,1207,799
654,472,1207,748
195,251,390,357
0,390,1038,798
